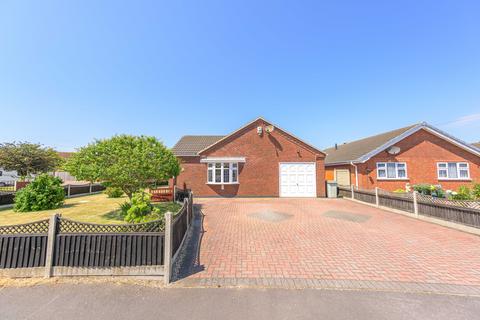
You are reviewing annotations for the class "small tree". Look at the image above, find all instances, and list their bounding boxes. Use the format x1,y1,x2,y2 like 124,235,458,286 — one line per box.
64,135,180,199
14,174,65,212
0,142,62,180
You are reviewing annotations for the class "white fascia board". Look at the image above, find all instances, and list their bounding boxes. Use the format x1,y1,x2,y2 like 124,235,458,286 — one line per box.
200,157,246,163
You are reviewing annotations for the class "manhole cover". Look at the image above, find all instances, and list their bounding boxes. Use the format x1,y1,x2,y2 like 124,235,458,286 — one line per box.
322,210,371,223
248,211,293,222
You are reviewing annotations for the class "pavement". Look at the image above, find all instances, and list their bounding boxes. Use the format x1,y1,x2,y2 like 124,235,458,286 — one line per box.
1,283,480,320
173,198,480,295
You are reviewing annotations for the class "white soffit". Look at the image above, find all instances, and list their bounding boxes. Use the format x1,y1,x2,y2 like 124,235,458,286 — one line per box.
200,157,246,163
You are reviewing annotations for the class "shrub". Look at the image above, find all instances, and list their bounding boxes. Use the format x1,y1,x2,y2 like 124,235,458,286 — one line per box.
124,191,155,223
452,186,473,200
14,174,65,212
105,186,123,198
472,183,480,200
413,184,445,198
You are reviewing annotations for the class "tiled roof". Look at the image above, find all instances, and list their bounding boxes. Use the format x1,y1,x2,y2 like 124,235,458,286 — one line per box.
324,124,418,164
473,142,480,148
172,135,225,156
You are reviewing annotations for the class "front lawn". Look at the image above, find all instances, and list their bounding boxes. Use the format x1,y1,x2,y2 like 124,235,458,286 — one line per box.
0,193,181,226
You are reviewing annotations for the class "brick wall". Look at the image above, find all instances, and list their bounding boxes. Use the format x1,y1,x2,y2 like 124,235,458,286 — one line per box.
175,119,326,197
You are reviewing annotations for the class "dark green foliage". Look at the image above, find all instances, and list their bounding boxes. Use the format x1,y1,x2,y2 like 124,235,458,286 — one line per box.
413,184,445,198
105,186,124,198
452,186,473,200
64,135,180,199
0,142,62,179
14,174,65,212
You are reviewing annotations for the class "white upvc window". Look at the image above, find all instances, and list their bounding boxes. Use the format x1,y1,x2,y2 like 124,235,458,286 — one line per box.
376,162,407,180
437,162,470,180
207,162,239,184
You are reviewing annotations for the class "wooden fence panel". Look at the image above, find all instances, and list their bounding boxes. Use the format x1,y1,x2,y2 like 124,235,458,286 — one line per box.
354,190,376,204
54,234,164,267
338,187,352,198
379,194,415,213
418,202,480,228
0,235,47,268
172,205,188,258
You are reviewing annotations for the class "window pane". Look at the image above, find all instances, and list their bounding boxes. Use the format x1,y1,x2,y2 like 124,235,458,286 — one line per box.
232,168,238,182
438,163,447,168
398,169,406,178
459,169,469,178
215,164,222,182
223,163,230,183
377,163,386,168
378,169,386,178
387,163,396,178
397,163,405,169
459,163,468,168
447,163,458,178
438,169,447,178
208,169,213,182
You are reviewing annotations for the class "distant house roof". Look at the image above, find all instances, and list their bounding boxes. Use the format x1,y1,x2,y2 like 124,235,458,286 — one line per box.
172,136,225,156
57,152,74,159
324,122,480,166
474,142,480,148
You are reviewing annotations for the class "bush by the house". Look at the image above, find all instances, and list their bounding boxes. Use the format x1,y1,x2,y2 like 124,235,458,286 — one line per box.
14,174,65,212
472,183,480,200
451,185,474,200
123,191,164,223
105,186,124,198
413,184,445,198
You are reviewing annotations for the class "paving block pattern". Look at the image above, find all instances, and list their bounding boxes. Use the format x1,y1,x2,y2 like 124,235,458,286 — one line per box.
181,198,480,290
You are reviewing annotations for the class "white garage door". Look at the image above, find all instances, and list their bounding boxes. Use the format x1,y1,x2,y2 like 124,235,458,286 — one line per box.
279,163,316,197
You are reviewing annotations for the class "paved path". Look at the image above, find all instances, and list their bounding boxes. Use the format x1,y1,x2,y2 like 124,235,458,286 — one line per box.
1,283,479,320
173,198,480,295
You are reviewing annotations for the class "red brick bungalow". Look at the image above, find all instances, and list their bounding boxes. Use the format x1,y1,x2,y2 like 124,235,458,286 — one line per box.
171,117,326,197
324,122,480,192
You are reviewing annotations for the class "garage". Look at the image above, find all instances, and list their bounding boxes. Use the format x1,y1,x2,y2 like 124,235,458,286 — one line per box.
279,163,316,197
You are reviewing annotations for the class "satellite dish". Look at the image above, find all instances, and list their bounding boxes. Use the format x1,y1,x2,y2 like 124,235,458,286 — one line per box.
387,146,401,155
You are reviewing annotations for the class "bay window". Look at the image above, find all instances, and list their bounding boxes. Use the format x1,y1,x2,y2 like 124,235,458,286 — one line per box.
437,162,470,180
207,162,239,184
376,162,407,179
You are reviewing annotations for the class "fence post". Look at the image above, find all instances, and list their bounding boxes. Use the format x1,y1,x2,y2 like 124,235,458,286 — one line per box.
375,187,379,207
44,213,59,278
173,185,177,202
164,211,173,285
413,191,419,218
351,185,355,199
67,184,71,198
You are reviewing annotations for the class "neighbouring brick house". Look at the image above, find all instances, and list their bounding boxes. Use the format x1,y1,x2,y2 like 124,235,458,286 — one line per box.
172,117,326,197
324,122,480,192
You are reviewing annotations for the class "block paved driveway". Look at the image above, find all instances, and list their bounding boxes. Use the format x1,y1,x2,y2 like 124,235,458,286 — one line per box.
177,198,480,290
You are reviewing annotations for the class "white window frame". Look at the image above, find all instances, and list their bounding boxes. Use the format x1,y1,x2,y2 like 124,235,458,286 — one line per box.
437,162,470,180
376,162,408,180
207,162,239,185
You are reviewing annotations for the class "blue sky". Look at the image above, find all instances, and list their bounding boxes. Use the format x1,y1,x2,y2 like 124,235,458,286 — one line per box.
1,0,479,151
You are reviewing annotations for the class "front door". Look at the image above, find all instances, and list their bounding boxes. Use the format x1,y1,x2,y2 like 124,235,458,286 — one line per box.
279,163,316,197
